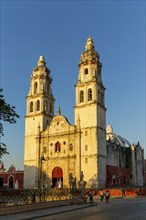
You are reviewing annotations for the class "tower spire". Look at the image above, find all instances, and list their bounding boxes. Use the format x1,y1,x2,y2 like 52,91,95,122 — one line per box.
85,36,94,50
57,106,61,115
37,55,46,67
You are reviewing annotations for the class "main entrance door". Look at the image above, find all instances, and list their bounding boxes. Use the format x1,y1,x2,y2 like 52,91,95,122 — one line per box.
52,167,63,188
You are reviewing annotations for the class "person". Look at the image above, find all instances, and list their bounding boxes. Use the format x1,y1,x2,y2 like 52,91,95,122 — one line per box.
58,178,62,188
137,188,142,196
105,190,110,203
99,189,104,201
88,190,94,204
122,188,126,197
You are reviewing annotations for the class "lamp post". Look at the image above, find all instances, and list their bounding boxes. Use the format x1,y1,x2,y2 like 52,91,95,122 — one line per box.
39,155,45,202
40,155,45,189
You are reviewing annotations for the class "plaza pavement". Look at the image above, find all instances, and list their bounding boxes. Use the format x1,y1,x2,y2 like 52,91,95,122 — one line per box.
1,196,142,220
1,203,92,220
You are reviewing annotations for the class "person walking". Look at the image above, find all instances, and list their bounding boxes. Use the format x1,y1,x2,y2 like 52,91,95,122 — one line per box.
88,190,94,204
99,189,104,202
122,188,126,197
105,190,110,203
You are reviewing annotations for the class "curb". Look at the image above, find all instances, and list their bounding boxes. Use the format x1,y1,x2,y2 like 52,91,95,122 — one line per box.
19,204,92,220
0,198,84,216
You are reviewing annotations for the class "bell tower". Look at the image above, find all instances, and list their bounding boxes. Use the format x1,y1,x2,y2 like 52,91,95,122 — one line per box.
24,55,55,188
74,37,106,188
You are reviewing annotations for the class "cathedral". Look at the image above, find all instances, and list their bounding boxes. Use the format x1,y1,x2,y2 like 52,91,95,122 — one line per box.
24,37,106,189
24,37,144,189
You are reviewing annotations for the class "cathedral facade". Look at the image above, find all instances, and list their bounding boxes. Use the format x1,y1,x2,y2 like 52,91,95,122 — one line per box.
24,37,144,189
24,37,106,189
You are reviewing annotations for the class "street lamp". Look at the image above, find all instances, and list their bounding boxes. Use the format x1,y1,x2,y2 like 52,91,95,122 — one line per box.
40,155,45,189
39,155,45,202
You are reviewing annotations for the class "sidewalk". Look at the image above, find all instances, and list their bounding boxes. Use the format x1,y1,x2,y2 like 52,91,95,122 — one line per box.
1,203,92,220
1,196,142,220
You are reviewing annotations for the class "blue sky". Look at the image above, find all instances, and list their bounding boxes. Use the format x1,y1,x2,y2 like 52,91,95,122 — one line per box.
1,0,145,170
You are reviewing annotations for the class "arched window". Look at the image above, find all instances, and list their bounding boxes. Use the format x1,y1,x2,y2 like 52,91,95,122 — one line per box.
0,177,3,187
9,176,14,188
84,68,88,75
101,93,104,105
98,90,100,103
85,145,88,151
88,88,92,101
34,82,38,94
36,100,40,111
30,101,33,112
44,101,48,112
85,157,88,164
80,90,84,103
50,103,52,113
47,83,50,94
55,142,61,152
69,144,73,151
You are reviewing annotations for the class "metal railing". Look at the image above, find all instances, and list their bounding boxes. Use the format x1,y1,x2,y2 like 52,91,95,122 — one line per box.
0,188,80,206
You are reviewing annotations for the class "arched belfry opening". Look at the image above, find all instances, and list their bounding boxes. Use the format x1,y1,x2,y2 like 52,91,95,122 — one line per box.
34,82,38,94
52,167,63,188
84,68,88,75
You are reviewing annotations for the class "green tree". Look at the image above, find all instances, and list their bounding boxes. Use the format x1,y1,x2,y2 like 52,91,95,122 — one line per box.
0,89,20,157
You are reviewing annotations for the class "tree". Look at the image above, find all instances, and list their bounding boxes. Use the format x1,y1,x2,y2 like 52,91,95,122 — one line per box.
0,89,20,157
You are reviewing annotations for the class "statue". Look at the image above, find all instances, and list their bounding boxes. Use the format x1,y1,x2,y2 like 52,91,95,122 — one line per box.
78,171,87,199
80,171,84,181
69,173,73,189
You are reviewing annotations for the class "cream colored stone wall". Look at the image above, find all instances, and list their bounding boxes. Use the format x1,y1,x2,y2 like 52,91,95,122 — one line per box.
75,81,97,105
24,39,107,189
74,82,106,188
25,116,41,136
74,38,107,188
75,104,97,128
78,64,97,83
24,56,55,189
80,127,97,187
36,115,81,188
24,115,39,188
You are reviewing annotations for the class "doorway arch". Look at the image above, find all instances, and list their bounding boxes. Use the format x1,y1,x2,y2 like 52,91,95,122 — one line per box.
9,176,14,188
52,167,63,188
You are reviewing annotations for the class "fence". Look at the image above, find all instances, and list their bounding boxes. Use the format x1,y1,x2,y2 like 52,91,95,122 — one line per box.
0,188,80,206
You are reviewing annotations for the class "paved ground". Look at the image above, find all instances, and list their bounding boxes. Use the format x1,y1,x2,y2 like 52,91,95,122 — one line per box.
31,198,146,220
1,197,146,220
39,197,146,220
1,203,91,220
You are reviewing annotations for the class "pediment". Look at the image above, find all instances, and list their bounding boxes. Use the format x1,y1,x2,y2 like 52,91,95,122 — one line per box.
47,115,75,134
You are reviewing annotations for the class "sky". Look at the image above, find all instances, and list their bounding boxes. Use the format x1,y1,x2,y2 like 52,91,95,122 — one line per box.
0,0,145,170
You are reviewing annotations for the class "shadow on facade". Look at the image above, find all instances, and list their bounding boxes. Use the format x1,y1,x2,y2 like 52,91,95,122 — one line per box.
24,164,75,190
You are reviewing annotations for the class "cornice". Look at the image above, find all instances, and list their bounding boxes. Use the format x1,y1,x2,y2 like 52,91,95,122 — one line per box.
25,112,53,118
48,154,76,160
